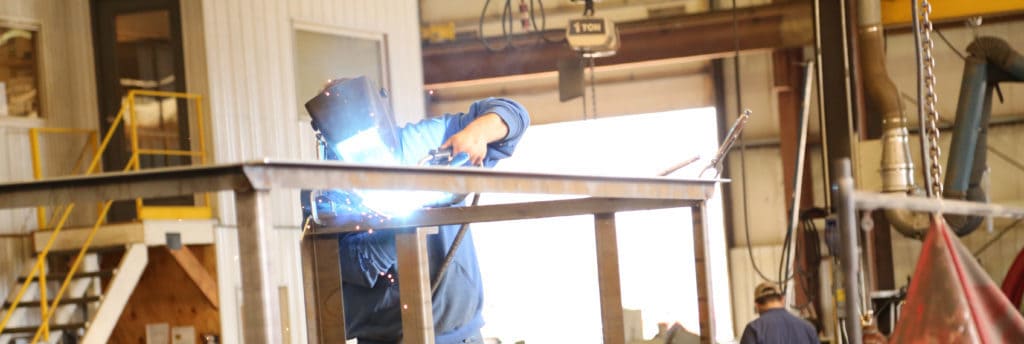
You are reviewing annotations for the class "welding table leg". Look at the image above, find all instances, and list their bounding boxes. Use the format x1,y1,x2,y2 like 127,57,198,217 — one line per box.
235,189,283,343
691,202,716,344
301,237,347,343
594,213,625,344
396,227,437,344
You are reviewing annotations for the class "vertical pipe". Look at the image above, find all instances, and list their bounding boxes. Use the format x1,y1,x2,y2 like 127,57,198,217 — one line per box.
836,159,863,343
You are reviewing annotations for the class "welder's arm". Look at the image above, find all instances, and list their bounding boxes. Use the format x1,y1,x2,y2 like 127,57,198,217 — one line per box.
443,98,530,167
337,231,397,288
399,97,528,166
440,113,510,166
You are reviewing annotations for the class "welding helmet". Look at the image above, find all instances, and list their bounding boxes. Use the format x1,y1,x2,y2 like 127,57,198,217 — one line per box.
305,76,401,165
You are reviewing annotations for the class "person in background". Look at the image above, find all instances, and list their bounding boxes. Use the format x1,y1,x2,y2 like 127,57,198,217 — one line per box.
301,76,530,344
739,282,820,344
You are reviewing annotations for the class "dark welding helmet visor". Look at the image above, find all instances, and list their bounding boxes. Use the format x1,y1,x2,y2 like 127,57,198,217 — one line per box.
304,76,400,165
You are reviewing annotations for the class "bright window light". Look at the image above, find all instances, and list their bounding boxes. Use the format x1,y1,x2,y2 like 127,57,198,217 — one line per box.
473,107,734,343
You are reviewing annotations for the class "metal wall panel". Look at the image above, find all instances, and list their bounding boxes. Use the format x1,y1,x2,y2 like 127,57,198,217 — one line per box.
728,245,783,339
198,0,423,227
0,0,36,18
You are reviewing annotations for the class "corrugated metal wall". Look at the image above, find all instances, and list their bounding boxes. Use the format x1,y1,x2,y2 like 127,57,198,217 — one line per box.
1,0,99,303
192,1,424,342
195,0,424,227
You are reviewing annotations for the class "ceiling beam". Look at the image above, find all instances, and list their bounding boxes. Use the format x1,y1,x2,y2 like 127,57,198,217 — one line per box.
422,1,813,84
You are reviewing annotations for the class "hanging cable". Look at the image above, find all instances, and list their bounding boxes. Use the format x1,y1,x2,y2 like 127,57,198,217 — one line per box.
589,57,597,119
529,0,564,43
731,0,796,285
479,0,511,52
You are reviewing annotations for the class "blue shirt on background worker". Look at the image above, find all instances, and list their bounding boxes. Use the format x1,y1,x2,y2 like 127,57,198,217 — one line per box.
303,77,530,344
740,282,820,344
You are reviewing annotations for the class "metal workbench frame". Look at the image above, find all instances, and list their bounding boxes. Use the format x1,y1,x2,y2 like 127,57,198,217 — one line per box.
0,160,725,344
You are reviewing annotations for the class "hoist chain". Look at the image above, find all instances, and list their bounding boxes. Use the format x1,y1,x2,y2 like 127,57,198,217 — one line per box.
920,0,944,197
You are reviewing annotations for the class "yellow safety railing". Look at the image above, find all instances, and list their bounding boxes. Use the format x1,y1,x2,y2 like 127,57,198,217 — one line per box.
2,90,210,341
29,128,99,228
126,90,211,219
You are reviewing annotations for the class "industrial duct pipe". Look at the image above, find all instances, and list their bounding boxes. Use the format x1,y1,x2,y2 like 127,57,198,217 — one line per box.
859,0,929,238
943,37,1024,235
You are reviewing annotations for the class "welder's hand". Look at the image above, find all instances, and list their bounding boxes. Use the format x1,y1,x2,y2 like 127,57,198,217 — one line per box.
440,113,509,166
440,130,488,166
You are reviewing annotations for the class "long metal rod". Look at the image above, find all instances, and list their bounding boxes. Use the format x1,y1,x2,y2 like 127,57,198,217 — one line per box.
310,197,697,235
836,159,863,344
783,61,816,300
853,191,1024,219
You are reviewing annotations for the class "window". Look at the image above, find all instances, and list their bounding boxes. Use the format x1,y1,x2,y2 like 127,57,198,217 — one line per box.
474,108,735,343
292,22,389,119
0,21,40,118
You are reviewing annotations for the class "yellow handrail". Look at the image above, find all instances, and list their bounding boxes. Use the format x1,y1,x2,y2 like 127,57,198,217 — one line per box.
0,203,75,334
29,128,99,228
4,90,211,339
125,90,211,216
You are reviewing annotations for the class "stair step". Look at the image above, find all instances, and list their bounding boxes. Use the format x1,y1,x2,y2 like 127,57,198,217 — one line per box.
3,296,100,309
1,322,86,334
17,270,114,283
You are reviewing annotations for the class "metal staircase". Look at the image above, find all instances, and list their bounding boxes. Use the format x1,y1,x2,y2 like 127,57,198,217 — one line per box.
0,90,212,344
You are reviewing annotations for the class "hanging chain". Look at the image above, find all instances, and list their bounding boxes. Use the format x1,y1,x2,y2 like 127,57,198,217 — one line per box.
920,0,944,197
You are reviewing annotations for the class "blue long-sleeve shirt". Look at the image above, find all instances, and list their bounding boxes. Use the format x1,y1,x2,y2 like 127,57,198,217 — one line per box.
337,98,529,343
739,308,819,344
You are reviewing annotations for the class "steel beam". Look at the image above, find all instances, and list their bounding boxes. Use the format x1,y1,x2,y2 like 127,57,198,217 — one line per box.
310,197,699,235
422,1,812,84
241,162,719,201
0,161,720,209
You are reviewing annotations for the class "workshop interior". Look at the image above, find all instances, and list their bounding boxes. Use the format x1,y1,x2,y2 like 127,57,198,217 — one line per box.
2,0,1024,343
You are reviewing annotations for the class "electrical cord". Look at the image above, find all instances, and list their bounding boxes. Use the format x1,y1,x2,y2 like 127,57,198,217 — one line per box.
731,0,794,285
479,0,565,51
479,0,513,52
431,192,482,295
529,0,564,43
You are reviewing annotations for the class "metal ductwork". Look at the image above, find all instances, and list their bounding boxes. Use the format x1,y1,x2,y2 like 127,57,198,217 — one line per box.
859,0,929,238
943,36,1024,235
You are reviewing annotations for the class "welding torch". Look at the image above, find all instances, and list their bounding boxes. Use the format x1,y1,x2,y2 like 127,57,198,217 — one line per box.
700,109,751,178
418,147,471,167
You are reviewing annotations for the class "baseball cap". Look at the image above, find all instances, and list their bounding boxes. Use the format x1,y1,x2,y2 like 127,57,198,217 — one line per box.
754,282,782,302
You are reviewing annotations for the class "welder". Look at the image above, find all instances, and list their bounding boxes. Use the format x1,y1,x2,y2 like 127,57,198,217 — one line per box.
301,76,530,344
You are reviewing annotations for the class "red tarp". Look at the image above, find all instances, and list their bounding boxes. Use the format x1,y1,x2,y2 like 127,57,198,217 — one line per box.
889,217,1024,343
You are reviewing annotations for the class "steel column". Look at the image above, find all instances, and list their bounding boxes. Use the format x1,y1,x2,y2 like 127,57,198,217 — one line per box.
815,0,857,210
234,189,282,343
300,237,347,343
691,202,716,344
594,213,625,344
396,227,437,344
